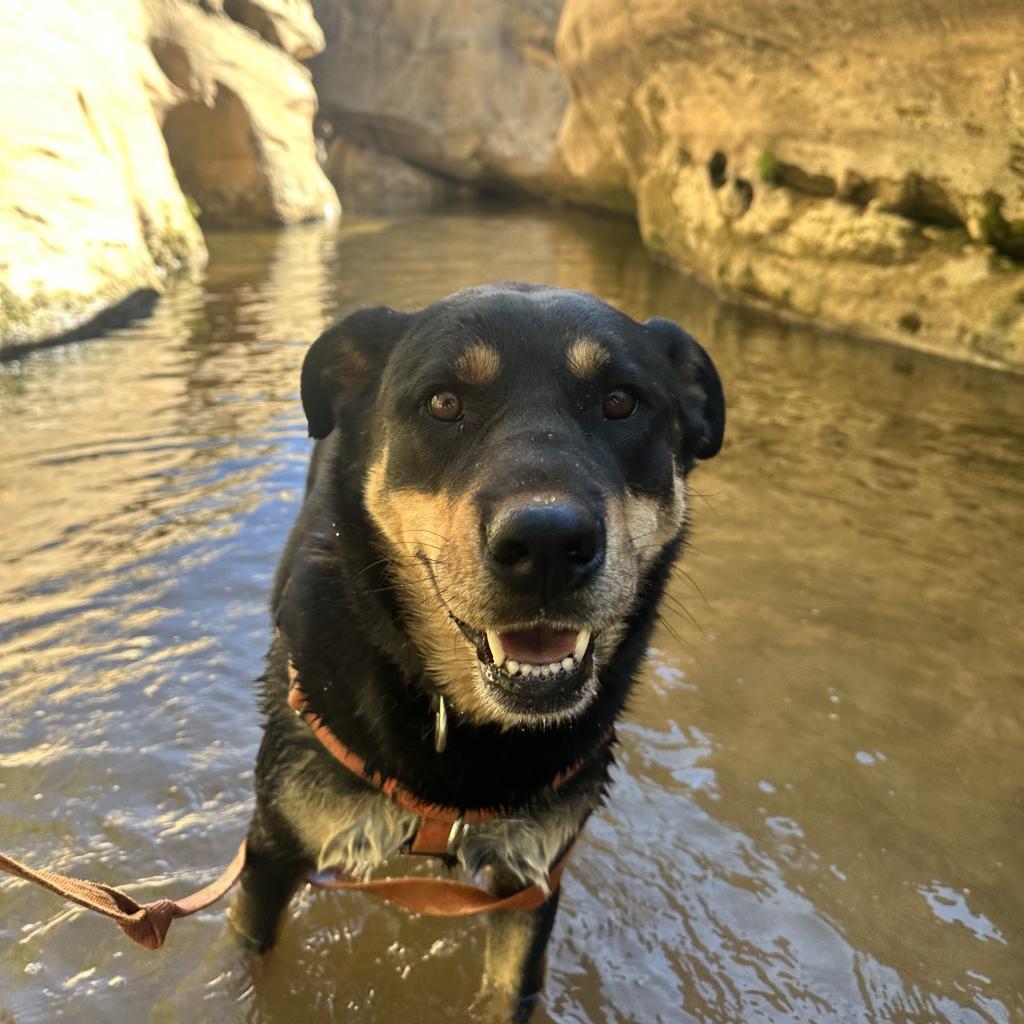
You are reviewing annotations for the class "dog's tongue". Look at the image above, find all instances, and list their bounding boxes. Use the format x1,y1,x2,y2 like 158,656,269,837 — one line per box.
500,626,578,664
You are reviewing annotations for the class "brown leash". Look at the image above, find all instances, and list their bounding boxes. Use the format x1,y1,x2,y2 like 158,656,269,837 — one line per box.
0,842,247,950
0,657,596,948
0,832,570,951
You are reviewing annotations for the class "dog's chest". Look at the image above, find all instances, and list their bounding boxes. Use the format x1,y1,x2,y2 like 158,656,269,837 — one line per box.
281,779,586,890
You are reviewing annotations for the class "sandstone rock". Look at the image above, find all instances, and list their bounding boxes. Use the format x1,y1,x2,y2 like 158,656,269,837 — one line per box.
149,0,338,227
0,0,337,352
0,1,202,351
219,0,325,59
557,0,1024,367
309,0,569,205
323,137,472,214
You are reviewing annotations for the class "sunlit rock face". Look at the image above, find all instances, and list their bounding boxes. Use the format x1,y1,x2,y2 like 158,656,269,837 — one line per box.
309,0,569,212
0,0,338,351
556,0,1024,367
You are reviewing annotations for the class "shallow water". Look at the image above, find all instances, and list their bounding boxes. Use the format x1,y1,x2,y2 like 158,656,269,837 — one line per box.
0,205,1022,1024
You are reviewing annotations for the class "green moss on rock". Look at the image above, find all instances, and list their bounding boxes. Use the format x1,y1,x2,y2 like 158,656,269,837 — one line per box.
756,150,781,185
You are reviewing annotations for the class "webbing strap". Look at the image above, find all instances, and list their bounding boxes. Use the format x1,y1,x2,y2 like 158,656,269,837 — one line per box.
0,835,573,948
0,842,247,950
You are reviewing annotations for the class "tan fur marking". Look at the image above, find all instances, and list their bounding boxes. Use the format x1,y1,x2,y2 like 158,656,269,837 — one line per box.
566,337,611,379
365,447,491,719
622,472,687,571
455,344,501,385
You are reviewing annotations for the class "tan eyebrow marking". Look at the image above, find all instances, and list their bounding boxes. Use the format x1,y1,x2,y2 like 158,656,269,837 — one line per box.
567,337,611,379
454,343,501,385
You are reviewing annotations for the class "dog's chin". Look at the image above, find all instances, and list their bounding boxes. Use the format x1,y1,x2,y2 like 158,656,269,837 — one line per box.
449,617,602,727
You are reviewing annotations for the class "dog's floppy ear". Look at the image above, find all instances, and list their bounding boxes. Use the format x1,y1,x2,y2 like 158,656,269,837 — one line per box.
301,306,410,439
644,317,725,462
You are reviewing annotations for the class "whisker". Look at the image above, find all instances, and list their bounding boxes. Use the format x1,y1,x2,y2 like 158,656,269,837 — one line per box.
669,565,708,603
661,594,703,633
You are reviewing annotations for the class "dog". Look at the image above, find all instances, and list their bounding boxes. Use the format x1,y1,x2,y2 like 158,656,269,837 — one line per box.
229,282,725,1020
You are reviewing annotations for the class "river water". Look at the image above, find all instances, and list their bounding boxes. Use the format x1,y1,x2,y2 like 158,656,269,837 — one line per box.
1,205,1021,1024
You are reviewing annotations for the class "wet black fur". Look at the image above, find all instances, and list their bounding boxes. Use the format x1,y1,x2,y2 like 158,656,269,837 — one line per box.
235,284,724,1016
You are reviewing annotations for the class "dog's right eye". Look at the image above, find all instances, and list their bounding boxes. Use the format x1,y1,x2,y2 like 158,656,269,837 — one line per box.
427,390,463,422
602,387,638,420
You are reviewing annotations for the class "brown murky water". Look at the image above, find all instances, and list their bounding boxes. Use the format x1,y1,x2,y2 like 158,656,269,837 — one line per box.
1,205,1022,1024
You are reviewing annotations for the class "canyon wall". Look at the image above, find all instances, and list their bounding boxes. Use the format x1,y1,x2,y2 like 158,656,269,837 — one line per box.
311,0,1024,367
5,0,1021,367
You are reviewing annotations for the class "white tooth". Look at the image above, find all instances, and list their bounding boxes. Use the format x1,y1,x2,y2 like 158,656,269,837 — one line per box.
548,662,562,675
537,664,550,677
574,629,591,661
506,659,520,675
561,657,575,671
524,664,536,677
486,630,506,667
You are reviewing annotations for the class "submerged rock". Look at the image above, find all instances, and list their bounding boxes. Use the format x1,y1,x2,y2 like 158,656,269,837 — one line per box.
0,0,337,352
556,0,1024,366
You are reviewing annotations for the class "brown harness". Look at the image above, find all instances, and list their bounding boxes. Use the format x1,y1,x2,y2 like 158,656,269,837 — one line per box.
0,662,596,950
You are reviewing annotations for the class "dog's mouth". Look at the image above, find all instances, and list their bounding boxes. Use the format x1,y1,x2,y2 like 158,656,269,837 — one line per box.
418,554,599,718
482,625,593,680
451,614,597,715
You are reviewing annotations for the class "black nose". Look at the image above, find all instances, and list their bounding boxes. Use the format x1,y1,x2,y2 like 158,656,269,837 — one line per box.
485,501,605,600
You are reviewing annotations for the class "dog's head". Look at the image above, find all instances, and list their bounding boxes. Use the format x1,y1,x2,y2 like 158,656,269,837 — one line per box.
301,284,724,728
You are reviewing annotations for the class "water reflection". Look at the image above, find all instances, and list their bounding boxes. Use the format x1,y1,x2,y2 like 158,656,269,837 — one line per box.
0,204,1021,1023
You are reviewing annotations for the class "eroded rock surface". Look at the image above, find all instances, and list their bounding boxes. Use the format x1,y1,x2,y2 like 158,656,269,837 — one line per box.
310,0,568,211
556,0,1024,366
0,0,336,351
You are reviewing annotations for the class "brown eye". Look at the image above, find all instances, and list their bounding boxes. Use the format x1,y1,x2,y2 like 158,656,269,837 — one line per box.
602,387,637,420
428,390,463,421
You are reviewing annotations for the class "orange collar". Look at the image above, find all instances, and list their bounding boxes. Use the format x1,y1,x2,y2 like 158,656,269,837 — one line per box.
286,660,606,857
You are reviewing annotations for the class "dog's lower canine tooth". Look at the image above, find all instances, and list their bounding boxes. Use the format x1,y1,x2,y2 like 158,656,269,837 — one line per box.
506,659,520,675
573,629,591,662
486,630,506,667
561,657,575,671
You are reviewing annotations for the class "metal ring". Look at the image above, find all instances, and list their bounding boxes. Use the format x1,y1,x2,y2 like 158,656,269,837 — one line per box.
434,695,448,753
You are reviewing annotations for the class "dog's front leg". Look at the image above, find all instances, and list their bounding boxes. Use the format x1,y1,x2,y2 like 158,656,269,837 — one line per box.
228,805,308,954
477,877,562,1023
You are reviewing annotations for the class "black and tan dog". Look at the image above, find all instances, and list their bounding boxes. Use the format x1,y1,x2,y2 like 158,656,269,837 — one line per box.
230,283,724,1020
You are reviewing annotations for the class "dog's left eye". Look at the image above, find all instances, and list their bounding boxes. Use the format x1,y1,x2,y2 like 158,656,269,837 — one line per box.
602,387,638,420
428,390,463,422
